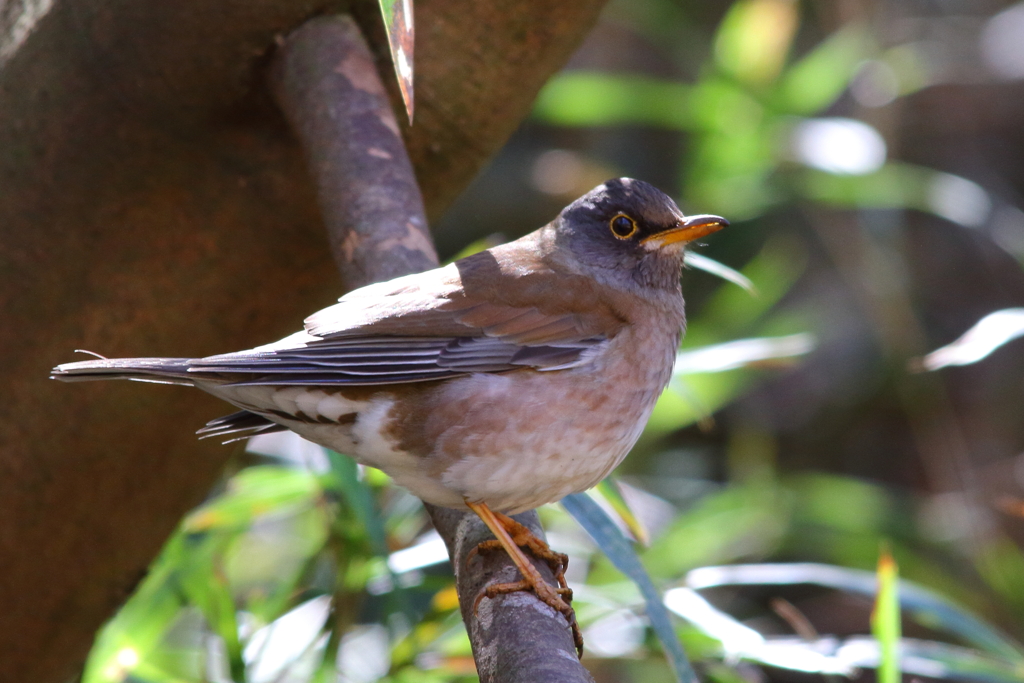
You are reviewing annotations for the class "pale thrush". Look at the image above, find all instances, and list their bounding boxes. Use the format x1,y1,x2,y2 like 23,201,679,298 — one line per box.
52,178,727,652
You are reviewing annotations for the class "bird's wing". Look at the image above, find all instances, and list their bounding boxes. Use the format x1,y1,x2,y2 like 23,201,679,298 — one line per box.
190,250,629,386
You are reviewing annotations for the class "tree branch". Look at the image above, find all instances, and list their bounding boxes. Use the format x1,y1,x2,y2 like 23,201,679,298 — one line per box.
267,17,592,682
268,16,437,291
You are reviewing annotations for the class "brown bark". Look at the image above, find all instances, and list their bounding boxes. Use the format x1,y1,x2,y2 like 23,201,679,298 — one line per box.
0,1,607,681
267,16,438,292
268,18,593,682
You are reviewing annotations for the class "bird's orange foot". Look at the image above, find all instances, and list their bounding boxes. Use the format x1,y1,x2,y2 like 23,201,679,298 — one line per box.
468,516,570,590
464,500,583,657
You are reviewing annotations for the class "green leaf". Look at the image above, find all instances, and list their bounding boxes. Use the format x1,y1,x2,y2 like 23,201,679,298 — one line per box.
673,334,816,375
684,235,806,348
225,505,331,623
644,237,809,436
664,586,854,675
674,556,1024,680
755,637,1024,682
796,162,930,209
176,536,245,677
595,478,650,545
777,23,873,114
562,492,698,683
687,78,766,135
323,450,388,556
801,163,994,228
645,367,747,435
714,0,799,86
642,484,790,579
83,559,188,683
534,72,692,129
684,252,756,293
687,561,1024,662
322,449,420,627
378,0,414,121
872,546,902,683
915,308,1024,371
446,235,505,263
183,466,321,532
976,536,1024,625
881,43,931,96
790,473,892,535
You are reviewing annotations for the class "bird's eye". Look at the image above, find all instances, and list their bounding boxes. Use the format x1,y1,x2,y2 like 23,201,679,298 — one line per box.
610,214,638,239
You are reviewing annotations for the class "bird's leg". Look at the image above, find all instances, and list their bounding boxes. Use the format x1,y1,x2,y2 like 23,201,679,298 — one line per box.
468,510,570,590
464,500,583,656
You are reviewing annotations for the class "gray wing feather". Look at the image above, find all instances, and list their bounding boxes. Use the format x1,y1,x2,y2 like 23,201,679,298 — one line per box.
197,411,288,443
52,259,615,387
191,334,604,386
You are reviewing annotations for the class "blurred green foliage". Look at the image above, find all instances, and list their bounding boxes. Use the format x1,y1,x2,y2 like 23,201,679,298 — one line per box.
82,0,1024,682
872,548,901,683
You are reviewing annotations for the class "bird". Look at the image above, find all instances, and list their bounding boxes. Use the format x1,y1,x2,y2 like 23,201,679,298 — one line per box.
52,178,726,654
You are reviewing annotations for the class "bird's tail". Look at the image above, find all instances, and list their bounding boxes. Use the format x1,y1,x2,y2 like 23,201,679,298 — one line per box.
50,353,196,386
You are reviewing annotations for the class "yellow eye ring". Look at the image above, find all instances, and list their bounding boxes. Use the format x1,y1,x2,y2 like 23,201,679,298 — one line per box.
609,213,638,239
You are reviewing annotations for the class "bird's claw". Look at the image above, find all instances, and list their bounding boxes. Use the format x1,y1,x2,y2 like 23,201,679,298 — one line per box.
472,578,583,657
468,538,570,590
462,501,584,656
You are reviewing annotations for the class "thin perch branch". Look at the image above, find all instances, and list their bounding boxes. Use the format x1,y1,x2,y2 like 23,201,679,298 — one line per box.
267,16,593,683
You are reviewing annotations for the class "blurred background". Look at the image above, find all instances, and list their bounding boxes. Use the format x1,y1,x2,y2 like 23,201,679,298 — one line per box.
84,0,1024,681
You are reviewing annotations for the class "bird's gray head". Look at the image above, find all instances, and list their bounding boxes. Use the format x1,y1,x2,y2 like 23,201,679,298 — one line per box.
551,178,727,294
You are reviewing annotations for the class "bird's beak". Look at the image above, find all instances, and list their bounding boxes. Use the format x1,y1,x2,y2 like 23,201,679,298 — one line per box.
642,214,729,249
